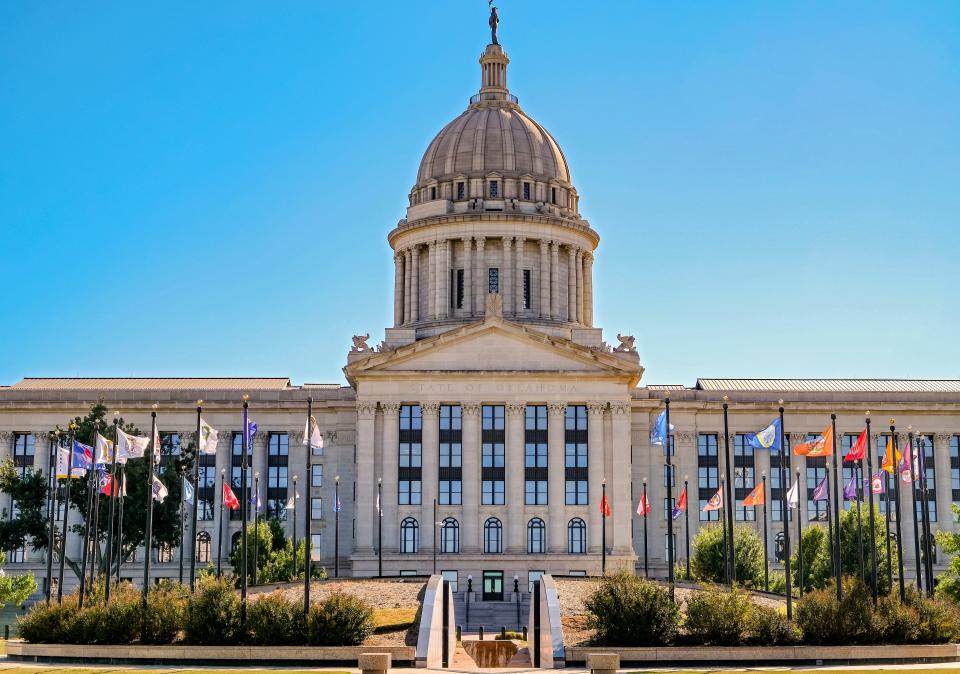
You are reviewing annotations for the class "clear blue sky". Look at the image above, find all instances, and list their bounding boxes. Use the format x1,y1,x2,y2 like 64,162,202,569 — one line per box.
2,1,958,387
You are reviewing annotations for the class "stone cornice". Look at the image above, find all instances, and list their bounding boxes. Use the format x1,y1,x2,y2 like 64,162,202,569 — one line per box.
388,212,598,249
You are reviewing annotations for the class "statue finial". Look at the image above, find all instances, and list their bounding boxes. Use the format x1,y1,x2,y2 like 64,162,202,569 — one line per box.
488,2,499,45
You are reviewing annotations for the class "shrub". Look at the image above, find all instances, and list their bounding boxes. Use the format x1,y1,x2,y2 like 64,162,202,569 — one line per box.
684,586,754,646
307,592,374,646
184,576,244,645
99,585,142,644
873,594,919,644
495,631,524,641
747,603,801,646
16,599,79,643
690,525,765,588
795,576,875,645
248,592,306,645
142,581,188,644
584,571,679,646
906,590,960,644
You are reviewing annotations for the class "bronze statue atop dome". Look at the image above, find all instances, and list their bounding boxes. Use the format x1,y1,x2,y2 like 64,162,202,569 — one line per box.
489,4,500,45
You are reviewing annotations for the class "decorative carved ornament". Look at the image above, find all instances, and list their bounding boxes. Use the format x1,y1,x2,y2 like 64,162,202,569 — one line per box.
380,402,402,415
935,433,953,444
505,402,525,417
420,401,441,415
546,402,567,415
0,431,14,443
326,430,339,443
614,334,637,354
610,402,630,415
291,431,305,443
351,334,372,353
462,402,482,416
586,401,607,416
357,402,378,418
675,431,699,443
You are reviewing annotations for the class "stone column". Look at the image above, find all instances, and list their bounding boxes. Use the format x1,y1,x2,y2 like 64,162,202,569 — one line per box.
428,240,437,320
355,402,377,555
575,249,584,324
439,239,449,320
502,237,513,315
515,237,526,314
583,251,594,327
410,246,420,323
474,238,486,316
462,237,473,317
587,403,606,552
253,433,269,525
610,403,632,553
567,246,577,323
0,432,12,469
403,250,412,325
420,402,440,553
539,240,550,319
393,252,404,327
547,402,566,552
461,403,482,552
934,434,952,531
506,403,526,552
550,241,560,320
381,403,401,553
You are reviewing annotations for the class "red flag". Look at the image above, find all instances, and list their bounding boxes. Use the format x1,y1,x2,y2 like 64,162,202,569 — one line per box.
223,482,240,510
676,487,687,512
636,493,650,517
600,495,612,518
100,473,125,497
844,428,867,462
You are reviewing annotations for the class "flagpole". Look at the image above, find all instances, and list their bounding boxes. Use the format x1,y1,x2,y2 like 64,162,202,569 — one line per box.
304,396,313,615
795,469,804,596
190,401,202,592
58,424,76,604
721,476,729,585
334,476,340,578
253,473,260,586
883,435,893,595
863,414,879,602
217,470,225,578
891,422,905,602
778,402,793,619
115,467,126,585
45,431,58,604
642,479,649,579
855,456,865,584
142,407,158,620
89,422,102,591
241,396,249,631
916,432,934,597
78,422,97,609
179,477,186,585
906,429,921,591
377,477,383,578
664,396,675,602
825,464,835,590
830,414,842,601
721,397,736,585
105,416,119,604
762,473,769,592
601,479,607,575
291,476,298,579
684,477,691,581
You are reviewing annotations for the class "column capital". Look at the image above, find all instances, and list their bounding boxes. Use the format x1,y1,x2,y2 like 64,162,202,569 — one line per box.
586,401,607,416
575,248,583,260
462,402,482,416
393,251,403,264
539,239,550,252
476,237,486,250
583,250,594,263
421,401,441,416
935,433,952,444
462,235,472,245
506,402,526,417
381,401,402,416
357,402,378,418
610,402,631,415
547,401,567,416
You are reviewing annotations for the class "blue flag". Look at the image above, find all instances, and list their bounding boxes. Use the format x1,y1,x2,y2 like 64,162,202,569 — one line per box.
748,418,782,452
333,497,342,513
245,419,258,447
71,440,94,471
650,410,674,446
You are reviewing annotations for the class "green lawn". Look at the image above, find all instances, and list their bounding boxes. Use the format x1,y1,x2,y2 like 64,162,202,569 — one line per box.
627,670,957,674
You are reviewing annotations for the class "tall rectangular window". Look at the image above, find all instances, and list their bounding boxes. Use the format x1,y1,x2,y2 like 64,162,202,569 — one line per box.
267,433,289,520
311,497,322,520
523,270,531,309
457,181,465,200
399,405,422,505
916,434,937,522
564,405,588,505
734,434,756,521
951,436,960,511
450,269,464,309
697,434,719,521
876,434,897,515
522,181,531,200
488,267,499,293
806,452,828,522
230,432,253,521
311,463,323,488
489,180,498,198
159,433,180,470
198,454,216,520
482,405,505,505
439,405,462,505
524,405,548,505
12,433,35,518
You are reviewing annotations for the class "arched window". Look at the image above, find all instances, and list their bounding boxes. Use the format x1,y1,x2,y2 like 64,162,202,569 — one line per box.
440,517,459,553
400,517,419,554
196,532,211,563
484,518,502,554
568,518,586,554
774,531,785,564
158,544,175,563
527,518,545,554
231,531,242,552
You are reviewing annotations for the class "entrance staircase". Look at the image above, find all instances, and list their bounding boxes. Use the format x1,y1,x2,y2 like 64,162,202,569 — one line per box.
454,593,530,634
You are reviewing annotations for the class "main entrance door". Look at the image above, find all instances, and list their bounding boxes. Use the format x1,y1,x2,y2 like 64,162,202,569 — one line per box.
482,571,504,600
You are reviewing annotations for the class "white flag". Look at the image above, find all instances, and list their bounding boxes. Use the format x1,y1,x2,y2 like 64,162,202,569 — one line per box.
116,428,149,463
303,416,323,450
56,447,85,478
376,491,382,516
95,433,114,466
199,418,219,455
183,479,194,504
152,475,169,503
786,480,799,509
153,425,162,465
285,495,295,510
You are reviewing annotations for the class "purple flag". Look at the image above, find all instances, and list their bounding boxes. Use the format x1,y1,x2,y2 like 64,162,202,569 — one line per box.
843,474,859,501
812,475,829,502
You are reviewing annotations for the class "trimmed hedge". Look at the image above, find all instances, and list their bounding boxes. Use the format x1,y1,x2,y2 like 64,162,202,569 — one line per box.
584,571,680,646
306,592,374,646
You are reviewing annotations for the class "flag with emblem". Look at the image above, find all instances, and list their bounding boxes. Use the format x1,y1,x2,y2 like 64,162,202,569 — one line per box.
198,418,219,455
672,487,687,520
116,428,149,463
868,472,885,494
303,416,324,450
151,476,169,503
223,482,240,510
742,482,764,507
812,475,829,502
794,424,833,457
844,428,867,462
881,437,902,475
649,410,674,447
748,419,782,452
95,433,114,466
703,487,723,512
637,492,651,517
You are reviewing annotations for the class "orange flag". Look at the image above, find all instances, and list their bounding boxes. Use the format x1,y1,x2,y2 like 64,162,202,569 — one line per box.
742,482,764,507
881,437,902,474
600,495,612,518
794,424,833,456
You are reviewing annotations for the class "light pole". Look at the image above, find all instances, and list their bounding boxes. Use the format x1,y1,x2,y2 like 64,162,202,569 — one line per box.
684,475,691,581
377,477,383,578
642,477,649,578
253,471,260,586
334,475,340,578
217,468,226,578
292,475,298,579
190,401,202,591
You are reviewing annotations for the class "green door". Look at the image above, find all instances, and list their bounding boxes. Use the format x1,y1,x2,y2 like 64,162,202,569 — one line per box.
482,571,504,600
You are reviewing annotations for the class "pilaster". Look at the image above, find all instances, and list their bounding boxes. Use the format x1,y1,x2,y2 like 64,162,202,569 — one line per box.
575,249,584,324
610,402,633,553
506,402,526,552
550,240,560,320
403,250,412,325
539,240,550,319
420,401,441,553
462,237,473,317
461,402,482,552
355,402,378,555
547,401,566,552
380,402,401,553
587,402,606,552
474,238,486,316
567,246,577,323
393,252,404,327
428,240,437,320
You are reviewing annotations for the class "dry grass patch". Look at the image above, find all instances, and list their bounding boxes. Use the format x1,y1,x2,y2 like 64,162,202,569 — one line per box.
373,607,418,631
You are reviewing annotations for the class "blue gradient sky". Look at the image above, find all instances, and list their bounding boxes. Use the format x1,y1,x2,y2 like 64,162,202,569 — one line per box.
1,1,958,387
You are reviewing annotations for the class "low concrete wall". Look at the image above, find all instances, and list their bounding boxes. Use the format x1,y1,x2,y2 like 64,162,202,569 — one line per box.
566,643,960,666
6,642,416,666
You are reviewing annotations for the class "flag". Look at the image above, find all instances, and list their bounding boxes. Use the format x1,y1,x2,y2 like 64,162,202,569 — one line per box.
153,425,162,465
600,495,612,518
881,437,902,475
844,428,867,462
812,475,829,502
649,410,674,447
748,418,782,452
303,416,324,450
637,492,651,517
786,481,799,509
843,474,859,501
56,447,84,478
245,418,258,448
183,479,194,504
250,490,262,510
868,472,885,494
223,482,240,510
285,495,295,510
672,487,687,520
376,491,382,517
900,442,914,484
703,487,723,512
151,476,169,503
72,440,94,471
333,496,342,513
95,433,114,466
742,482,764,507
794,424,833,457
101,473,125,497
198,418,219,455
116,428,149,463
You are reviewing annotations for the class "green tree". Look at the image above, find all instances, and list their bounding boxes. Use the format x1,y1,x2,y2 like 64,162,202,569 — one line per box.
837,503,896,596
791,524,833,592
935,504,960,603
230,519,326,585
690,524,765,588
0,460,48,552
0,550,37,608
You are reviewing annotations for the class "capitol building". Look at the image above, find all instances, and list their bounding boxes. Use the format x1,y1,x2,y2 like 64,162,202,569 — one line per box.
2,32,959,599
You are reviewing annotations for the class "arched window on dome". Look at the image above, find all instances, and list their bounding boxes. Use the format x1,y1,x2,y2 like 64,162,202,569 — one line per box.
401,517,419,554
440,517,459,554
484,518,502,554
527,518,545,554
568,518,586,554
